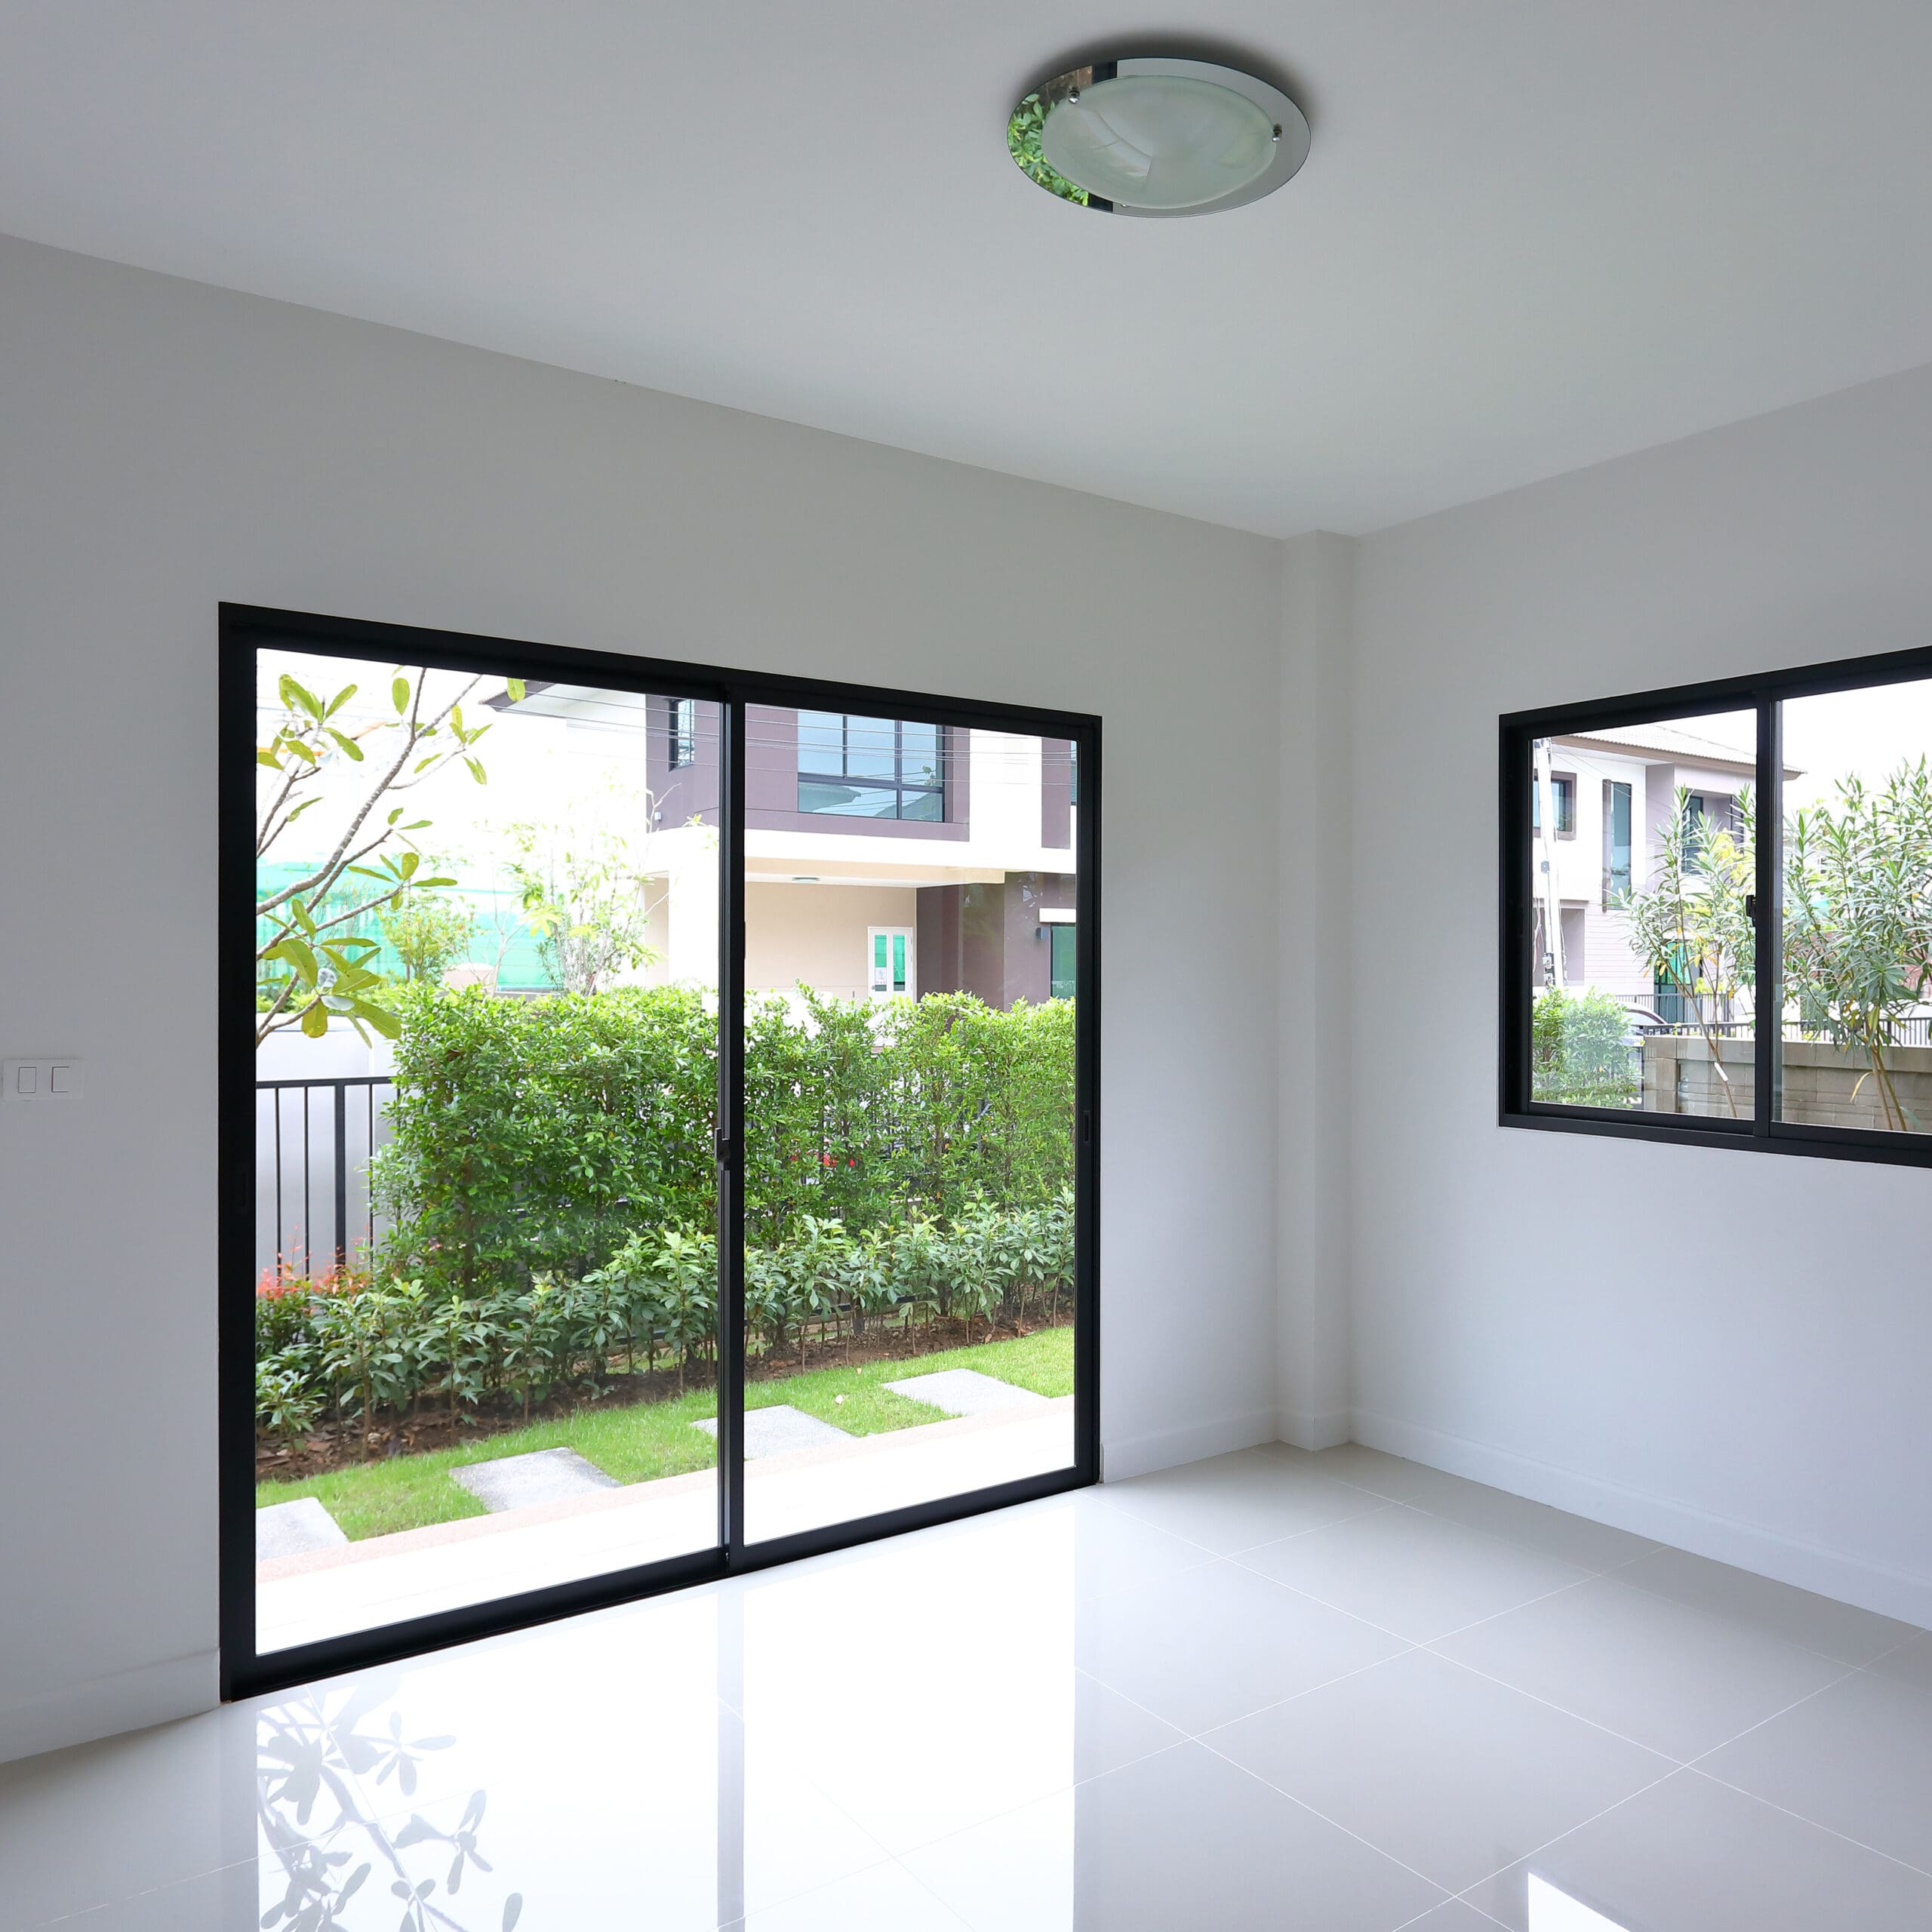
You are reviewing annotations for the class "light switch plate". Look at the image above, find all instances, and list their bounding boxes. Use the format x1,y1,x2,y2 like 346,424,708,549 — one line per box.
3,1057,84,1101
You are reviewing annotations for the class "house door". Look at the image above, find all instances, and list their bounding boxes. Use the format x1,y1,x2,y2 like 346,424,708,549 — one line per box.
866,926,915,999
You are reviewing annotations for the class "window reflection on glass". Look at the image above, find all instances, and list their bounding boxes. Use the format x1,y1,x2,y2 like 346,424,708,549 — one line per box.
1527,1873,1629,1930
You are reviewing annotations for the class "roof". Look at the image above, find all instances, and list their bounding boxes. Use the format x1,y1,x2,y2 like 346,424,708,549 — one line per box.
1556,722,1801,780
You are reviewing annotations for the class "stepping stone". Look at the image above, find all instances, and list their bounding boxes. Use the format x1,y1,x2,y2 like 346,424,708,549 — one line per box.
451,1446,619,1512
883,1368,1051,1418
693,1404,854,1458
256,1497,348,1560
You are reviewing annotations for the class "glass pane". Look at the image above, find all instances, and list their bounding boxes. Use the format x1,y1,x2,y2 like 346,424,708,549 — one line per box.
1050,924,1076,1000
843,715,899,780
251,650,720,1654
743,715,1079,1546
1525,708,1756,1117
900,787,944,822
795,709,844,773
901,720,943,787
1780,679,1932,1133
798,780,901,818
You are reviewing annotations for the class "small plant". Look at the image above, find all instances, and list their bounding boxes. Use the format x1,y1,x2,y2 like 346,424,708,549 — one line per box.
378,888,475,983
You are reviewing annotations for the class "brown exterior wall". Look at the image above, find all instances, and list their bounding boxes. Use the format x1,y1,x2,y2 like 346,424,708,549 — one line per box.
916,871,1075,1010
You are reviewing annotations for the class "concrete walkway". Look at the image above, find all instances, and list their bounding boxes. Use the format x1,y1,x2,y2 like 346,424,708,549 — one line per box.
256,1398,1075,1654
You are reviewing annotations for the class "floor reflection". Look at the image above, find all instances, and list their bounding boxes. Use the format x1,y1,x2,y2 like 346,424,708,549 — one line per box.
256,1682,522,1930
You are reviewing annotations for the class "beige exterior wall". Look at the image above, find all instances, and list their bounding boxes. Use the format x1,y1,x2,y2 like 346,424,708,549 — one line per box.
746,881,917,1002
1641,1036,1932,1133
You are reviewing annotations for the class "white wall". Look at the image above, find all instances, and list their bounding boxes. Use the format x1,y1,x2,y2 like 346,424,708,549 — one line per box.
0,235,1284,1761
1345,361,1932,1626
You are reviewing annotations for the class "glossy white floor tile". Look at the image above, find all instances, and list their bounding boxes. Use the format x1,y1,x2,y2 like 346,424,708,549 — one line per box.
1206,1647,1671,1894
1237,1505,1593,1643
1094,1442,1392,1552
5,1448,1927,1932
1072,1555,1407,1733
1608,1542,1921,1664
1699,1668,1932,1872
1461,1768,1932,1931
900,1742,1450,1932
1433,1571,1851,1760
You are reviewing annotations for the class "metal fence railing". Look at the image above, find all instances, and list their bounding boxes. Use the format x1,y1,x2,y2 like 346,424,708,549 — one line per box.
1633,1018,1932,1048
257,1076,395,1281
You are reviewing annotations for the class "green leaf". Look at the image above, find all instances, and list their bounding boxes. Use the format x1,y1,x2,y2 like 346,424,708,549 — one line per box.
506,677,527,703
326,728,365,762
324,683,359,718
263,937,319,983
283,739,318,766
256,747,282,770
414,756,439,774
466,758,487,785
353,1001,402,1041
300,999,330,1038
393,675,411,714
278,674,324,721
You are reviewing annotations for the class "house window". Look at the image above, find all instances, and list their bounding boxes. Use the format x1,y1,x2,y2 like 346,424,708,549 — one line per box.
797,712,945,820
1049,923,1076,1000
669,697,696,768
867,927,913,998
1603,780,1632,906
1503,648,1932,1166
1552,771,1577,838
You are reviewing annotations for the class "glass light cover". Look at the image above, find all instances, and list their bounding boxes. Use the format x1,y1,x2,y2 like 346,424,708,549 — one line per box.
1040,74,1277,210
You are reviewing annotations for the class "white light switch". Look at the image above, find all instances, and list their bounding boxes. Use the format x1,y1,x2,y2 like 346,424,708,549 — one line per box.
3,1058,84,1102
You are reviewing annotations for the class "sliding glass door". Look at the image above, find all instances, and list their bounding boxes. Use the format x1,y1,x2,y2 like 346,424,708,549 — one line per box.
739,712,1084,1546
223,609,1097,1695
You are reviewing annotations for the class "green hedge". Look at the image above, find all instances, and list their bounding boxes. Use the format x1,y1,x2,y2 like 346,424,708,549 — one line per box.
257,983,1076,1434
256,1198,1073,1438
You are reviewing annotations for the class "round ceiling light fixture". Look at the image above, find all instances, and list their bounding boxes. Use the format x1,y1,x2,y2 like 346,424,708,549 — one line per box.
1008,56,1309,216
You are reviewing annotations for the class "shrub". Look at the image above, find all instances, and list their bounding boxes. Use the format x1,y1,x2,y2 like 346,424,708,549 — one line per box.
1531,987,1636,1103
255,982,1078,1435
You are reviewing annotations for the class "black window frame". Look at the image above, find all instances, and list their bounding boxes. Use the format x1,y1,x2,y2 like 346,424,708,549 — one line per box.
795,711,948,820
221,604,1101,1700
1501,639,1932,1169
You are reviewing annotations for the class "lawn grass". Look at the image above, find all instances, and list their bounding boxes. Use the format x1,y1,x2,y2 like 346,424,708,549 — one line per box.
258,1324,1073,1543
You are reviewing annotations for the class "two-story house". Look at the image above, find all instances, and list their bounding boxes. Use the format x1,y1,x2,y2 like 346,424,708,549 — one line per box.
1530,718,1796,1017
500,685,1079,1010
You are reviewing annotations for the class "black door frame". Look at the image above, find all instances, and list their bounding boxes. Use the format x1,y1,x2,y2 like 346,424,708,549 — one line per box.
220,605,1101,1700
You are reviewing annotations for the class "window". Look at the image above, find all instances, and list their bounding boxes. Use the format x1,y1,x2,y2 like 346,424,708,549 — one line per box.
1602,780,1632,906
1503,645,1932,1164
226,606,1099,1699
1049,923,1076,1000
669,696,696,768
796,712,945,819
1552,771,1577,837
1528,771,1575,835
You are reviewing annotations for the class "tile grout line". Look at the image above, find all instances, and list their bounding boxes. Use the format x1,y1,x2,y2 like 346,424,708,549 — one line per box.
1684,1764,1932,1887
1192,1732,1461,1912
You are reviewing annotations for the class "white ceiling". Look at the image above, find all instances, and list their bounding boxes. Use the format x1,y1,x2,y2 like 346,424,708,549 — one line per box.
6,3,1932,537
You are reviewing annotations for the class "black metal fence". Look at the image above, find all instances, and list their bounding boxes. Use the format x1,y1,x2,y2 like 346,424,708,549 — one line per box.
257,1076,395,1280
1635,1018,1932,1048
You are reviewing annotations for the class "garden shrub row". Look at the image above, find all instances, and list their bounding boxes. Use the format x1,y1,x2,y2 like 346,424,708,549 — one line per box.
256,1197,1074,1438
257,983,1077,1434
